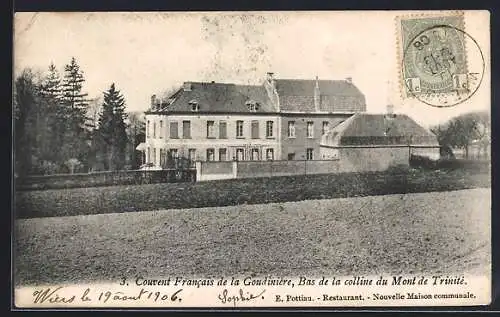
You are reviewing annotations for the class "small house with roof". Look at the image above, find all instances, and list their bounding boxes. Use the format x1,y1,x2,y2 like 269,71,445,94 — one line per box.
320,109,440,172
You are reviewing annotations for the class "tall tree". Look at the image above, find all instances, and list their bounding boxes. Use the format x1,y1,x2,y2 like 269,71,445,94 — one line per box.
60,57,90,171
40,63,62,100
14,69,40,176
38,63,63,169
95,83,128,171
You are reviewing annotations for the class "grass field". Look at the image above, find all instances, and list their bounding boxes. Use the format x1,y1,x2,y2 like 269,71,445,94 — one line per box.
14,188,490,287
15,168,490,219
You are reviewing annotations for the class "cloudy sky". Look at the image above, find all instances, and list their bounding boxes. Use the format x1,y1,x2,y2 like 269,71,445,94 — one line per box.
14,11,490,127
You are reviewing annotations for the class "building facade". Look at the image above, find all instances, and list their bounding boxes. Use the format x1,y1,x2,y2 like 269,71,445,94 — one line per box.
142,73,366,166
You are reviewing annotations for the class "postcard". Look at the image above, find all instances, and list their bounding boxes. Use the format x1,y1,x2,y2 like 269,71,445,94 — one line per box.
13,10,491,308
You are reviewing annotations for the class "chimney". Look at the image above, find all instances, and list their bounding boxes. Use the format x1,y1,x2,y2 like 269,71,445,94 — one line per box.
345,77,353,84
266,72,275,82
385,104,396,120
314,76,321,112
264,72,279,111
183,82,192,91
386,104,394,115
151,94,156,107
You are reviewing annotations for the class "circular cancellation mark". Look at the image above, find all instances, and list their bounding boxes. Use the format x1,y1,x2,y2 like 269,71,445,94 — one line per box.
402,24,485,108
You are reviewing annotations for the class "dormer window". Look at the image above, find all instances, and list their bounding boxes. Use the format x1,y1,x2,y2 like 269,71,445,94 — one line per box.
245,100,259,112
189,100,199,112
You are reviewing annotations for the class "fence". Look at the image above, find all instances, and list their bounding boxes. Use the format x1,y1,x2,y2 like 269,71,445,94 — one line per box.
195,145,443,181
196,159,342,181
16,169,197,191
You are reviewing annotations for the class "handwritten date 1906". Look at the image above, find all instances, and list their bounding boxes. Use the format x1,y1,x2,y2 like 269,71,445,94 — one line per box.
32,287,183,304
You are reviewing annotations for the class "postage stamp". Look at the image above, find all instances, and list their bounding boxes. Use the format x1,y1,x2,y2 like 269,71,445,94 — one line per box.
398,13,485,107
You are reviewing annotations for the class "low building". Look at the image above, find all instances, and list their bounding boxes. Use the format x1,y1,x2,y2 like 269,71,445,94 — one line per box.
320,109,440,172
143,73,366,167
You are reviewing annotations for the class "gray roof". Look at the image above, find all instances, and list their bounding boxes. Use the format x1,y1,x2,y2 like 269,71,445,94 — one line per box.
147,77,365,114
274,79,363,96
150,82,275,113
321,113,439,146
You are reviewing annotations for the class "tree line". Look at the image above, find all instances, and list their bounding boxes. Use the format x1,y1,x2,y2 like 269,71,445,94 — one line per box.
430,110,490,159
14,57,145,176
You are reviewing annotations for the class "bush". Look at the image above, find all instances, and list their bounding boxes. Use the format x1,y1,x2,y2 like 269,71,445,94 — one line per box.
15,168,490,219
385,164,411,174
410,155,438,170
436,159,490,173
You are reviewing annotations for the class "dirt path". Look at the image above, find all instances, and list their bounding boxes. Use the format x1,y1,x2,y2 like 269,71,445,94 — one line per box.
14,189,490,286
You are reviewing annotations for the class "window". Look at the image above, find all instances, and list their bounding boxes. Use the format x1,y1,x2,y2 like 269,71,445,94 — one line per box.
159,120,163,139
322,121,329,135
236,148,244,161
146,120,150,138
251,121,259,139
306,148,314,160
219,148,227,161
182,121,191,139
169,148,178,160
153,122,157,138
219,121,227,139
207,148,215,161
147,147,151,163
266,148,274,161
169,122,178,139
206,121,215,138
288,121,296,138
246,100,259,112
153,148,157,165
189,100,199,112
188,148,196,162
159,149,166,166
288,153,295,160
307,121,314,138
236,120,244,138
266,121,274,138
250,148,260,160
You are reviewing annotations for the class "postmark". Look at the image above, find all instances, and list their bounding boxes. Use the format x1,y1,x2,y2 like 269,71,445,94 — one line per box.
399,14,485,107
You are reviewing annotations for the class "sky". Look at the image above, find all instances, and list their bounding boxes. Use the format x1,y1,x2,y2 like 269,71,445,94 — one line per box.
14,11,490,127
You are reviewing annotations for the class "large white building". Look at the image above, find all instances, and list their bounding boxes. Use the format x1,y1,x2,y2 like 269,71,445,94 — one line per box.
142,73,367,167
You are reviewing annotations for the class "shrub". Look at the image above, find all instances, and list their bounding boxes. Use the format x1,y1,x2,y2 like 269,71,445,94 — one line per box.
385,164,411,174
410,155,437,170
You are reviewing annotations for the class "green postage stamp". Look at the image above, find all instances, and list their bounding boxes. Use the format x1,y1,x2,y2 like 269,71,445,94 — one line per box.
399,13,484,107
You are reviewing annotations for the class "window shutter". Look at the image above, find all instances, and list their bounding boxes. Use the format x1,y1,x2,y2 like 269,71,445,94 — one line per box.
219,121,227,139
170,122,178,138
251,121,259,139
183,121,191,139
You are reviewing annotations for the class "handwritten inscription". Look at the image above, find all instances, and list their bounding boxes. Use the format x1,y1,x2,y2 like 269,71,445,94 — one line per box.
32,287,183,304
217,288,266,306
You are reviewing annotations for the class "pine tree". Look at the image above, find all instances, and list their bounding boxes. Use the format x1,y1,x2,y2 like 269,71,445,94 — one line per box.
38,63,63,169
40,63,62,100
95,83,128,171
60,57,90,171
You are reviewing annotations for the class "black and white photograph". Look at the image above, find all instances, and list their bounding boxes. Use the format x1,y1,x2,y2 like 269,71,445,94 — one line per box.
13,11,491,308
